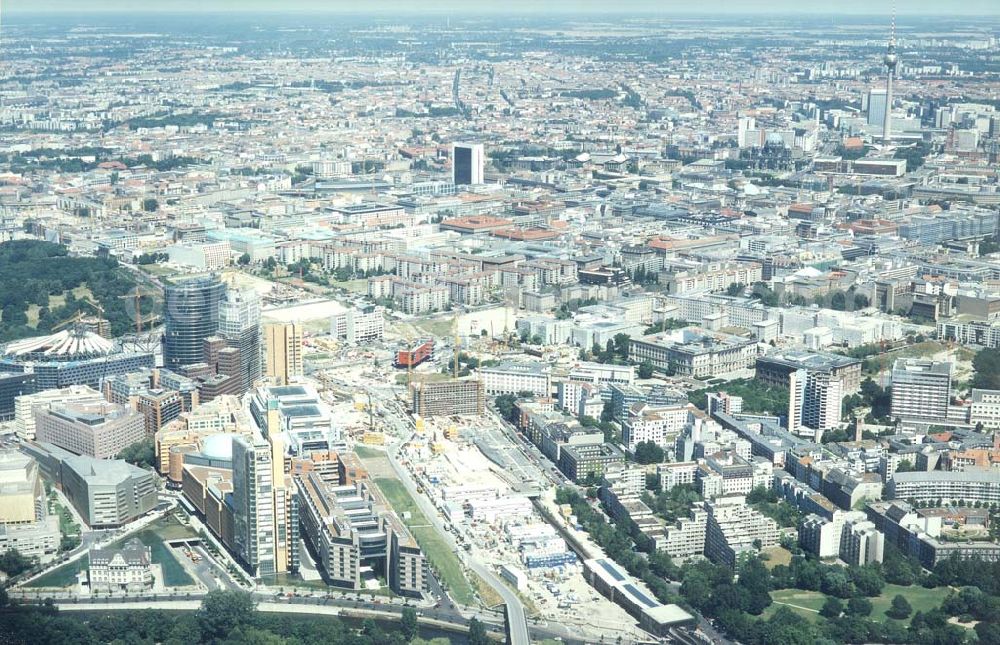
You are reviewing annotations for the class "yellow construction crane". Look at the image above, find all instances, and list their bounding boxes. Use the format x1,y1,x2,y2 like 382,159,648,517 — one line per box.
51,297,106,332
118,285,159,334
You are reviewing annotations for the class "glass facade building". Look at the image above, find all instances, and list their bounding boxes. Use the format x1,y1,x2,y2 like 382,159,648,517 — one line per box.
163,277,226,370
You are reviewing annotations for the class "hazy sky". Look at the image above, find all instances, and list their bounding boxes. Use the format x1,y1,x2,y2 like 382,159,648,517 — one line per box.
5,0,1000,15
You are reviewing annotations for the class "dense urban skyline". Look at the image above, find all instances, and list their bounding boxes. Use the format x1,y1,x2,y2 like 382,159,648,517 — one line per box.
1,5,1000,645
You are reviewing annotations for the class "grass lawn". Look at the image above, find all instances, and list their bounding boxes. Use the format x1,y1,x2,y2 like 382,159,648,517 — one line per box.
372,477,475,606
414,317,454,338
767,584,947,626
338,279,369,294
896,341,949,359
762,545,792,570
869,584,942,621
138,264,180,278
353,445,386,460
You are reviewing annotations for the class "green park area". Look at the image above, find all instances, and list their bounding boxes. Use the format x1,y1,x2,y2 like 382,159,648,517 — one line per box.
766,584,946,626
372,476,476,606
27,515,197,589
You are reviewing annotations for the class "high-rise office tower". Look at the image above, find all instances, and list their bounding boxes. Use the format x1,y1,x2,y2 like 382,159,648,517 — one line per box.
788,369,842,439
263,322,303,385
232,430,295,577
452,142,484,185
881,10,898,144
866,88,888,128
218,289,262,391
890,359,952,422
163,276,226,370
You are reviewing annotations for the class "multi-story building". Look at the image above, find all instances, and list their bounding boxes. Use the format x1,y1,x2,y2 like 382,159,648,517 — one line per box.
88,538,154,592
0,372,36,421
969,389,1000,428
660,503,709,560
12,385,105,441
889,469,1000,507
629,328,756,378
558,443,625,482
840,517,885,566
938,317,1000,349
788,369,843,439
22,442,157,528
34,400,145,459
658,461,699,490
248,383,341,455
621,403,691,453
331,306,384,344
479,362,552,397
890,359,952,422
704,495,780,569
756,350,863,395
217,288,262,392
410,379,484,417
163,276,226,370
453,142,485,186
232,431,297,577
263,322,303,385
296,473,428,597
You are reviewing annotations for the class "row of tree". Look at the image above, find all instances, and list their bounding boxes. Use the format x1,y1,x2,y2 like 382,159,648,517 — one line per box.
0,590,484,645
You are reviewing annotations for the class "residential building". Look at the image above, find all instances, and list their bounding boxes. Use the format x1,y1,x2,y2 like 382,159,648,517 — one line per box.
890,359,952,422
788,369,843,439
331,306,384,344
704,495,780,569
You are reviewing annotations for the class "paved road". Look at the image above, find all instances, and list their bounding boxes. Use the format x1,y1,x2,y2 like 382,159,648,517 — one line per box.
372,393,532,645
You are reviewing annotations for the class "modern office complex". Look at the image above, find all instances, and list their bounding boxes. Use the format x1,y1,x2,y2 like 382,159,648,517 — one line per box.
452,142,484,186
34,400,146,459
890,359,952,422
0,372,37,420
163,276,227,370
296,473,428,597
264,322,303,385
249,383,342,455
218,288,262,391
0,449,61,561
479,361,552,397
12,385,106,441
232,431,297,577
23,442,157,528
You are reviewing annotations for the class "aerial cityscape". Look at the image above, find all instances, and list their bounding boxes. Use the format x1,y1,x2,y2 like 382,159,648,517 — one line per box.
1,1,1000,644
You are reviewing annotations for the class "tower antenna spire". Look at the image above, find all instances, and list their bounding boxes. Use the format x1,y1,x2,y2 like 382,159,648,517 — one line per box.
881,1,898,145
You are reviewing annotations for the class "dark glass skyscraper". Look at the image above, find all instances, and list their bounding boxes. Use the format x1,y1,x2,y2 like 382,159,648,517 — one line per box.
163,276,226,370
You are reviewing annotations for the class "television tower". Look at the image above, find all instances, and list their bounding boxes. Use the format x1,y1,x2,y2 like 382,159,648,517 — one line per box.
882,4,898,145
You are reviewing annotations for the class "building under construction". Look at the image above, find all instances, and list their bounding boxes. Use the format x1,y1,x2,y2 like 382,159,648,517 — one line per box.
409,378,484,417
